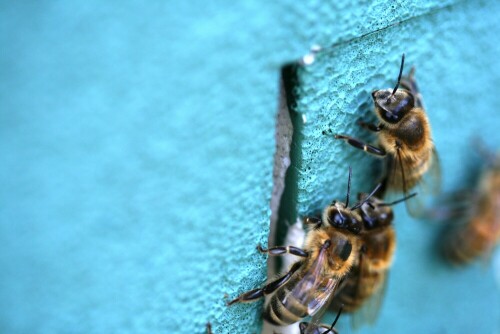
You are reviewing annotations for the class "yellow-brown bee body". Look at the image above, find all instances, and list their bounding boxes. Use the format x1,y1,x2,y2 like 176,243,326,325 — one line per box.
228,170,373,332
330,193,400,323
443,158,500,264
335,55,440,216
332,226,395,312
377,108,435,192
264,204,362,327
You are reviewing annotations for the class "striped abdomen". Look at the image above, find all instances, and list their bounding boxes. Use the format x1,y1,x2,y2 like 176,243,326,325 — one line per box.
263,271,333,326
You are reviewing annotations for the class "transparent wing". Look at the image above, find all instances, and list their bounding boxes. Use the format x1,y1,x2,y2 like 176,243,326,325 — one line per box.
425,189,479,224
284,261,340,320
301,288,338,334
428,189,477,220
351,270,389,330
415,147,442,195
386,146,442,218
288,246,342,334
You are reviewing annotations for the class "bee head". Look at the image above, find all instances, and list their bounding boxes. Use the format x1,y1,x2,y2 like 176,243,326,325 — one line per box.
372,53,413,124
373,89,414,124
357,193,394,230
359,191,417,229
323,166,362,234
325,203,362,234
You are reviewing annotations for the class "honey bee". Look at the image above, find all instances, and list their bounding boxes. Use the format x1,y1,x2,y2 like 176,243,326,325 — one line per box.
334,54,440,216
441,147,500,264
330,191,415,328
228,168,366,333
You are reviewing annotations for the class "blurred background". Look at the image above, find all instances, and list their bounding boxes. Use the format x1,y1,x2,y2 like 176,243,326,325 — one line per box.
1,1,499,333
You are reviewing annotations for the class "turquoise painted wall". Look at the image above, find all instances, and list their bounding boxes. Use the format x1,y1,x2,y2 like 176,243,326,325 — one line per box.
0,1,499,334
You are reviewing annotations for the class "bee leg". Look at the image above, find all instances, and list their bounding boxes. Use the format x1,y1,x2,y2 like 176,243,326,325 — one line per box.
206,322,212,334
304,216,322,228
257,244,308,257
356,120,384,132
334,134,386,156
227,261,302,305
299,322,339,334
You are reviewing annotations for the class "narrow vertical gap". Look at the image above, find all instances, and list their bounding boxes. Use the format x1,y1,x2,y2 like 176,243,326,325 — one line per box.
262,61,304,334
267,75,293,280
263,44,321,334
274,63,303,271
267,62,302,276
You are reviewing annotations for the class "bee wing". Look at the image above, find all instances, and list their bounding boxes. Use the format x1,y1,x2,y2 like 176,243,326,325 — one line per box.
426,189,479,222
386,146,442,218
290,250,342,334
301,287,339,334
351,270,389,330
416,147,441,195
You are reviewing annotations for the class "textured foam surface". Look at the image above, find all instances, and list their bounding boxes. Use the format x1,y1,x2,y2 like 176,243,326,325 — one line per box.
0,1,499,334
292,1,500,333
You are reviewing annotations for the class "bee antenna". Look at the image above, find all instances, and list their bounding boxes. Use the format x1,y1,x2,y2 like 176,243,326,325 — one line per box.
324,305,344,334
391,53,405,97
345,166,352,208
351,183,382,210
332,305,343,328
379,192,418,206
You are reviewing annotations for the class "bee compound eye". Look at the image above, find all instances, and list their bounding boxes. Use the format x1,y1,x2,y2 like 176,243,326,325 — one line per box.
379,210,394,226
347,217,361,233
330,212,344,227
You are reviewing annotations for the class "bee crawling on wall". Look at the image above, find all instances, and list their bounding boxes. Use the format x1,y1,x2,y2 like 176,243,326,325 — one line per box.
329,187,415,328
227,168,364,333
439,144,500,265
227,168,414,333
334,54,440,217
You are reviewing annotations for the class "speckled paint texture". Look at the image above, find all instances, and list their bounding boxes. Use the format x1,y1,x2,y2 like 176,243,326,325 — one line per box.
0,1,499,334
291,1,500,333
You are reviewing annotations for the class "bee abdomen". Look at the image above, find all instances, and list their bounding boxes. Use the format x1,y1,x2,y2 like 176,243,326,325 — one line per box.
332,271,382,312
443,221,491,264
263,276,309,326
390,150,431,191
